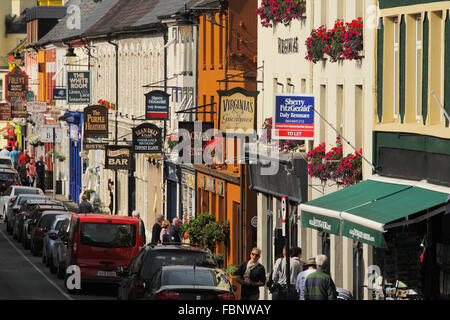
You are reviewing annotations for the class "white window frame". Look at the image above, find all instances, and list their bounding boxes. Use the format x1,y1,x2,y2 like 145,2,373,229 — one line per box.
415,16,422,121
394,18,399,119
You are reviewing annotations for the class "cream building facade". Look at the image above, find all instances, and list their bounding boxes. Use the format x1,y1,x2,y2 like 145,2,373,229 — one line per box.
257,0,377,299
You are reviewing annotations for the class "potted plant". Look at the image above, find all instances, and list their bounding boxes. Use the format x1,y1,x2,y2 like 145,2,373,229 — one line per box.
167,135,179,149
256,0,306,28
98,99,115,110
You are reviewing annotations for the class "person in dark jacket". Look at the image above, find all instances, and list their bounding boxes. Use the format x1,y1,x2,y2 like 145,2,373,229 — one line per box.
35,155,46,192
151,214,164,244
168,217,182,243
79,194,93,213
234,248,266,300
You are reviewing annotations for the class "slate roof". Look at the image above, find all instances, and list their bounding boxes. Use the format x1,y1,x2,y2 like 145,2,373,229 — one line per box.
131,0,187,28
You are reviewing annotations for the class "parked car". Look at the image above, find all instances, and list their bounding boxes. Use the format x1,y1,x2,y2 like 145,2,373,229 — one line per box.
1,186,44,221
7,194,49,235
50,217,71,278
30,211,69,256
22,202,67,250
145,266,236,300
117,243,218,300
64,214,145,292
0,156,14,169
42,214,71,268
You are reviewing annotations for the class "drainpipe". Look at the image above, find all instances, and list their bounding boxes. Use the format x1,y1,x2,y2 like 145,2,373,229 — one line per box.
108,37,119,215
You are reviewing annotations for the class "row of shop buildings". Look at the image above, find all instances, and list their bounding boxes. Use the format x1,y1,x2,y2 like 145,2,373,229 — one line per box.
2,0,450,299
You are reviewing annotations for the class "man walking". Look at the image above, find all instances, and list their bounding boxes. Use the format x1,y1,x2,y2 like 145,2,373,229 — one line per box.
0,146,10,157
168,217,182,243
9,146,21,170
35,155,46,193
296,257,317,300
233,248,266,300
304,254,338,300
79,194,93,213
151,214,164,244
18,150,30,166
272,246,304,300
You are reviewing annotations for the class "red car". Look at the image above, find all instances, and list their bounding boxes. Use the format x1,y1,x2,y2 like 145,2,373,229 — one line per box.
0,167,20,194
64,214,144,291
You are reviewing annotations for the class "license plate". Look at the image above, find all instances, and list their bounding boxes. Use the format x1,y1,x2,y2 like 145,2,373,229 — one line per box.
96,271,117,277
196,296,201,300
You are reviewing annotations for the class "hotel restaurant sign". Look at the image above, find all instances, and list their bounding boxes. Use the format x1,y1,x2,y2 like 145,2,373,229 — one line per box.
84,105,108,138
217,87,258,134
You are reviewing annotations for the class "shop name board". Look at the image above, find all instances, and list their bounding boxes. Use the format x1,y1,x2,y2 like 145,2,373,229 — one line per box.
274,94,315,140
145,90,170,120
278,37,299,54
5,67,28,103
27,101,47,113
308,216,332,232
67,71,91,104
0,103,11,121
105,145,131,170
348,228,375,243
84,105,108,138
83,142,107,150
132,123,162,154
53,88,67,100
218,87,258,134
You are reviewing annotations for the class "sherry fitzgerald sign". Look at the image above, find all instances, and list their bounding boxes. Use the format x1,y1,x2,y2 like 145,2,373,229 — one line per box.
145,90,170,120
218,87,258,134
84,105,108,138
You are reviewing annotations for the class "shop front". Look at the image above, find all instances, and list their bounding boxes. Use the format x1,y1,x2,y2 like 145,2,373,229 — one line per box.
164,160,181,222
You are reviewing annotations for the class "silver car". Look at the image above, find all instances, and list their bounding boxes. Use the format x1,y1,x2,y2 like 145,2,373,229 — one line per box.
1,186,44,222
42,214,71,269
50,217,71,278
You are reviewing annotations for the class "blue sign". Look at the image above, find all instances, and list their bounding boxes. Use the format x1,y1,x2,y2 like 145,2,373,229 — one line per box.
145,90,170,120
273,94,315,140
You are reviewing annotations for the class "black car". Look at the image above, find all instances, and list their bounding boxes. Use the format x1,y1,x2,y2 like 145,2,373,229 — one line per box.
145,266,236,300
117,243,218,300
10,195,50,239
30,210,69,256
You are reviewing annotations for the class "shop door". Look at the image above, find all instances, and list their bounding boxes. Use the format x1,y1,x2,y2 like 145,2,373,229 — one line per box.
167,180,177,222
128,155,136,216
69,139,82,204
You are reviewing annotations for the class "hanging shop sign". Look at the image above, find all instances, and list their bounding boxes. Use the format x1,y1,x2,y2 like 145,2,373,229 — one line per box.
53,88,67,100
83,141,107,150
27,101,47,113
145,90,170,120
26,91,34,102
41,127,61,143
0,103,11,121
5,67,28,104
132,122,162,154
278,37,299,54
178,121,214,163
83,105,108,138
273,94,315,140
217,87,258,134
105,145,132,170
67,71,91,104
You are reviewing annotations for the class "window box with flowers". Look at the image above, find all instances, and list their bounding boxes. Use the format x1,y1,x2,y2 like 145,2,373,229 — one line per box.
97,99,115,110
307,137,362,187
305,17,363,64
260,117,302,152
256,0,306,28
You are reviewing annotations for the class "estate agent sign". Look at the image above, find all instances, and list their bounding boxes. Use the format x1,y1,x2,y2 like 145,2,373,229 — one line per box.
105,145,131,170
67,71,91,104
84,105,108,138
218,87,258,134
145,90,170,120
132,123,162,154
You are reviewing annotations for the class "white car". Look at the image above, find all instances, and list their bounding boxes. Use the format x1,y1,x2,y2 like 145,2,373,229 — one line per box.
0,186,44,221
0,156,14,169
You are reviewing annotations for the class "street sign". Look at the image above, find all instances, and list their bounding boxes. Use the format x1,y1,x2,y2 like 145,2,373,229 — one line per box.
281,195,287,236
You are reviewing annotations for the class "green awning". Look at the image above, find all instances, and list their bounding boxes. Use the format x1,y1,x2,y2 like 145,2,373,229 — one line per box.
341,186,449,247
299,179,412,234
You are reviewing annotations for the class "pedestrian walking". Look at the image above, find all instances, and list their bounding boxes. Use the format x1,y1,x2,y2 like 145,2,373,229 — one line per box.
267,253,284,300
79,194,93,213
296,257,317,300
0,146,10,157
271,246,304,300
160,220,170,244
9,146,21,170
233,248,266,300
35,155,46,193
133,211,146,245
18,160,29,186
26,157,37,186
18,150,30,166
108,179,114,214
168,217,182,243
304,254,338,300
151,214,164,244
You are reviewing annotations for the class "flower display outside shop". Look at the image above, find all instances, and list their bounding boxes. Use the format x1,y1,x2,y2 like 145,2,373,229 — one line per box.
307,137,362,186
305,18,364,63
27,135,43,146
167,135,179,148
256,0,306,28
97,99,115,110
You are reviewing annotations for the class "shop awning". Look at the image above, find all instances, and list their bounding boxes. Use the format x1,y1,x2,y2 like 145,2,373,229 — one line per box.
300,176,450,247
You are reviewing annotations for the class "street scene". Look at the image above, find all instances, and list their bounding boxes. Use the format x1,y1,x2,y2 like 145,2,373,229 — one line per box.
0,0,449,302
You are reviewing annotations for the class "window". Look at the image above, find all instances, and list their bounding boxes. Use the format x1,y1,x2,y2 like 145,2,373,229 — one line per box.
415,16,422,121
394,18,399,119
80,222,136,248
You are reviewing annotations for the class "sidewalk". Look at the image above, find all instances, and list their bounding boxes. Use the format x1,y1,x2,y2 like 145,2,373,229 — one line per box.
45,190,79,213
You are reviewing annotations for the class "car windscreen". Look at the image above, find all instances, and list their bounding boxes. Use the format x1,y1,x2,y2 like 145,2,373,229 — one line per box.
39,214,60,229
142,250,216,280
162,268,216,286
80,222,136,248
0,159,12,165
54,219,66,231
0,172,15,182
15,188,42,195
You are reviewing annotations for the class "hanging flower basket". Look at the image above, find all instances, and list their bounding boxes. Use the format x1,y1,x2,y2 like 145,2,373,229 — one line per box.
167,135,179,148
98,99,115,110
256,0,306,28
27,135,42,147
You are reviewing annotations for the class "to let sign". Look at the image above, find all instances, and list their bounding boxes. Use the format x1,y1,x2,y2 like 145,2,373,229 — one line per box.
105,145,131,170
84,105,108,138
145,90,170,120
132,123,162,154
273,94,315,140
67,71,91,104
